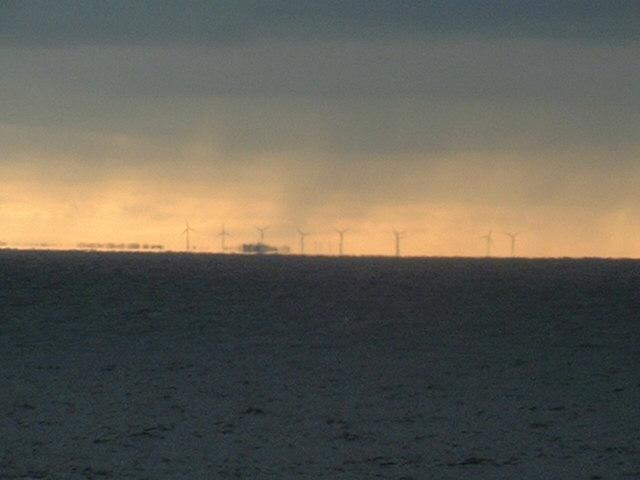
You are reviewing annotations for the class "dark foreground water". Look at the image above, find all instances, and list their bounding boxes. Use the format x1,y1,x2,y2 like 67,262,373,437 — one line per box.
1,250,639,479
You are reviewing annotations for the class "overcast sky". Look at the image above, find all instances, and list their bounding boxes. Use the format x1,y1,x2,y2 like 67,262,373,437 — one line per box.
1,1,639,256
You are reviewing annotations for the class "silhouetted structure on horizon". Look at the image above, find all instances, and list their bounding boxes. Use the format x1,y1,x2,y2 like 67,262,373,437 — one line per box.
241,243,289,255
256,225,270,244
77,243,164,250
336,229,348,256
393,230,406,257
182,220,195,251
481,230,494,257
217,225,231,252
505,232,519,257
297,229,309,255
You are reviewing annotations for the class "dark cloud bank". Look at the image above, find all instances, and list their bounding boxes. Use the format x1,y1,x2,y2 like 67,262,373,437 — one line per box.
1,0,638,46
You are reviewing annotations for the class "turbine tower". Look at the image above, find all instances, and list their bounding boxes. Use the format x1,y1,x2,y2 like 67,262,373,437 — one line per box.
217,225,231,252
256,225,270,244
297,229,309,255
182,220,195,251
335,229,348,256
393,230,406,257
505,232,519,257
481,230,494,257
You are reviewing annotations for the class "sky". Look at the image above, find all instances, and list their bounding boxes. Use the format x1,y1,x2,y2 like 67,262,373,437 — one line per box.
1,1,639,256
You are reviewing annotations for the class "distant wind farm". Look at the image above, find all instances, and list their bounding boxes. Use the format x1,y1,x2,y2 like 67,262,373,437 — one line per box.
2,218,528,258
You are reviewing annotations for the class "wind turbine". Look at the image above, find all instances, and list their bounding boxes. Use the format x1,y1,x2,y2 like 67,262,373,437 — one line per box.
256,225,270,244
481,230,494,257
182,220,195,251
335,229,348,256
217,225,231,252
297,229,309,255
393,230,406,257
505,232,519,257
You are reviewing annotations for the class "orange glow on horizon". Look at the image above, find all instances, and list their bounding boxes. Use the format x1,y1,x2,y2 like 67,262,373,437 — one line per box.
2,176,640,258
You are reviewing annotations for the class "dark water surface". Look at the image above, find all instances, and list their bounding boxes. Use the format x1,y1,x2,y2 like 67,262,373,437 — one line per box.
1,250,639,478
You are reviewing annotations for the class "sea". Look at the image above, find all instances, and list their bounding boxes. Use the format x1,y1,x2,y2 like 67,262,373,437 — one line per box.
1,250,639,479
